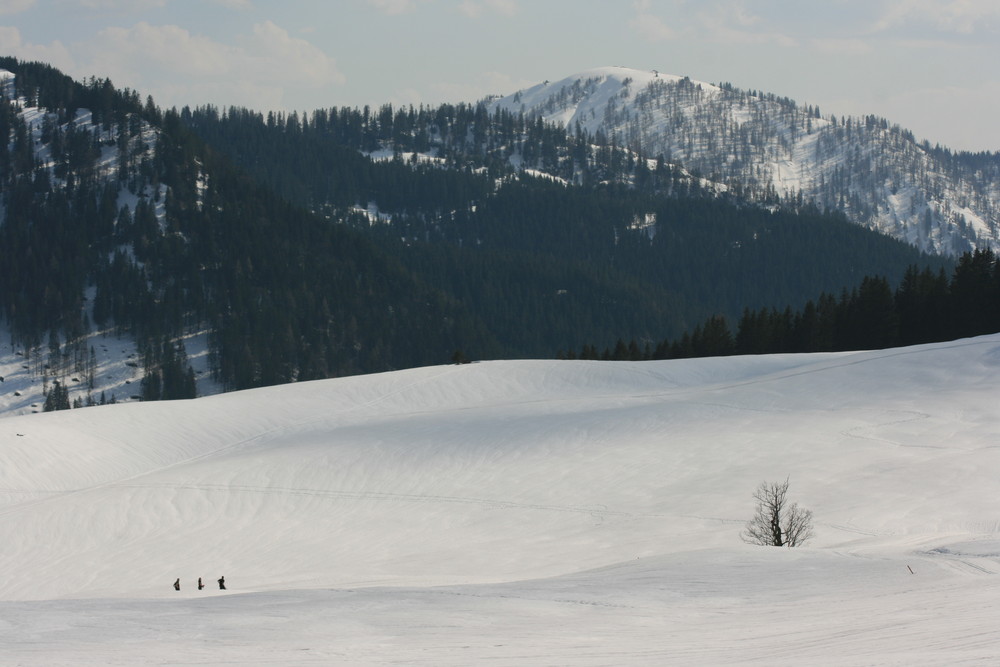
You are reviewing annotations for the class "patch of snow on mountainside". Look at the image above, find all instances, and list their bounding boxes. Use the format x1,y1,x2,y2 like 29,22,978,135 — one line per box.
0,69,14,97
0,322,221,417
491,66,1000,257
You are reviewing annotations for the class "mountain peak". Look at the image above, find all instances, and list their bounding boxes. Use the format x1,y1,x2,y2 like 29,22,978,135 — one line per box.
491,66,1000,256
495,67,718,135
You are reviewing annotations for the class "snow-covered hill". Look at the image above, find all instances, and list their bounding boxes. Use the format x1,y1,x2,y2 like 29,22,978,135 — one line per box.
1,335,999,664
490,66,1000,256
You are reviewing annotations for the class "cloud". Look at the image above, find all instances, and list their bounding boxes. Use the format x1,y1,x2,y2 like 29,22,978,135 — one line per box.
457,0,518,18
77,0,247,7
694,1,798,48
872,0,1000,35
875,79,1000,151
367,0,420,15
91,22,236,79
78,0,167,8
390,70,535,107
0,26,75,69
0,0,34,15
249,20,346,87
425,70,535,104
7,20,345,111
629,0,798,47
156,78,287,112
630,0,677,41
809,37,873,56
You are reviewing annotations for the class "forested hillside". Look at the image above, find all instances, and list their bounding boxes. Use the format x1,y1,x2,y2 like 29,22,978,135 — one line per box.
572,248,1000,361
0,58,965,411
491,67,1000,257
184,102,948,356
0,59,481,400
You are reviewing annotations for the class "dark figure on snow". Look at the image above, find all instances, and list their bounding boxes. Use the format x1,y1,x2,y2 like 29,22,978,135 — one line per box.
173,578,180,591
198,577,204,590
218,576,226,590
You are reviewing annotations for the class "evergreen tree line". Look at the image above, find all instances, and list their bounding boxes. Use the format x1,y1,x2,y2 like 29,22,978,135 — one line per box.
0,58,968,404
376,178,950,359
567,249,1000,361
181,101,948,360
180,100,711,214
43,378,121,411
2,59,475,396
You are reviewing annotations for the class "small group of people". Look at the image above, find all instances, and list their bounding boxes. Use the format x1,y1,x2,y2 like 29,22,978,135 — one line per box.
173,575,225,591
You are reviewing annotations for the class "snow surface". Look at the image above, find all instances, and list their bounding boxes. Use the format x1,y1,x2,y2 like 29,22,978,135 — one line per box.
0,326,220,416
501,66,716,138
1,335,1000,664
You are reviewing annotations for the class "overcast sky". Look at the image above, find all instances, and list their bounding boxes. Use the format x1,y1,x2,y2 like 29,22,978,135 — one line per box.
2,0,999,152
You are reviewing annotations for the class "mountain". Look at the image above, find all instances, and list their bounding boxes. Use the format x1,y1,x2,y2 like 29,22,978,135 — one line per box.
180,92,953,353
0,59,483,412
489,66,1000,256
1,335,999,663
1,58,990,416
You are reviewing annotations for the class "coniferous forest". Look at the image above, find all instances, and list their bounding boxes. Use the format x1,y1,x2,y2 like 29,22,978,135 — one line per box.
2,57,996,406
1,59,479,394
181,101,951,359
568,248,1000,361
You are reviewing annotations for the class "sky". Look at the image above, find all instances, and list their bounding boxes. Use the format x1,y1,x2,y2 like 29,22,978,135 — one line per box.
1,0,999,152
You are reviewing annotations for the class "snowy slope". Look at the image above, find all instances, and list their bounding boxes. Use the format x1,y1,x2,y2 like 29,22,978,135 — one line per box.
1,335,999,664
0,325,219,416
498,66,710,137
491,66,1000,256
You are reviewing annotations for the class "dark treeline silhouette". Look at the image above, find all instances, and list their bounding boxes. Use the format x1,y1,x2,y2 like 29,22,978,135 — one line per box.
567,249,1000,360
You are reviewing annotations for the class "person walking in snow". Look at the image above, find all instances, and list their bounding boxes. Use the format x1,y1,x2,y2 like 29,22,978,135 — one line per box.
218,575,226,590
173,578,180,591
198,577,204,590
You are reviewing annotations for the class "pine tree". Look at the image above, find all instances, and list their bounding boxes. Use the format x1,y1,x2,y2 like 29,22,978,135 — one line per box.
43,380,71,411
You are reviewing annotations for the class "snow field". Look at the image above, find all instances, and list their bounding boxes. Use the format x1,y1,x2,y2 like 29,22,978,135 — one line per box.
0,336,999,664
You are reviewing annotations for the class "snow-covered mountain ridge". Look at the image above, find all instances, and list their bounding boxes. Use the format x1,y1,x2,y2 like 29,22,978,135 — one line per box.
490,66,1000,256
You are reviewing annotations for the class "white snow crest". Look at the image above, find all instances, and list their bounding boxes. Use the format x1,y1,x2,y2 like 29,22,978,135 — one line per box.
490,66,1000,257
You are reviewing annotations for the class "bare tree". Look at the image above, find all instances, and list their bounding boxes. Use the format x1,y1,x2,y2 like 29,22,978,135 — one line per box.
741,477,814,547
